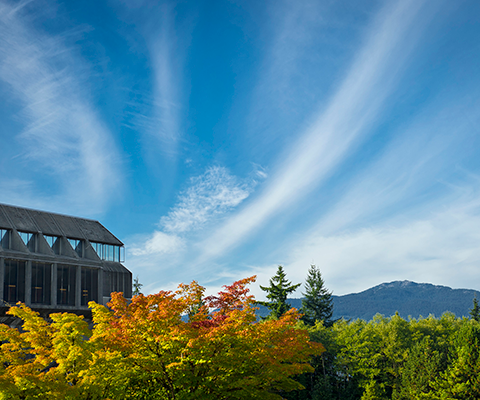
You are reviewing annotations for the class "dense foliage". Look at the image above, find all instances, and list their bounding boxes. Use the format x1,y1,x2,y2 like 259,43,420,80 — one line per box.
285,312,480,400
0,277,323,400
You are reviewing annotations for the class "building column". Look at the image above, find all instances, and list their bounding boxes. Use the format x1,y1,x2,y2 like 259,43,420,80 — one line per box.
98,268,103,305
0,257,4,301
51,263,57,307
25,260,32,306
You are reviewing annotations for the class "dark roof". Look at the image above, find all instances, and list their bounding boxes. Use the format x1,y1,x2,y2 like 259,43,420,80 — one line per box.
0,204,123,246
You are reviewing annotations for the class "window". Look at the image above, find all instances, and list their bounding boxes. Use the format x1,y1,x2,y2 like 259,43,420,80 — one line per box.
0,229,9,249
103,271,132,298
81,267,98,306
91,242,125,262
44,235,60,254
31,262,51,305
18,231,35,252
3,259,26,303
68,238,83,257
57,265,76,306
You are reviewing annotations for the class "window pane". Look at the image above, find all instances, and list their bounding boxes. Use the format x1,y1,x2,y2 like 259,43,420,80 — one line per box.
0,229,9,249
3,259,26,303
68,238,83,257
18,231,35,252
44,235,60,254
81,268,98,306
57,265,76,306
31,262,51,305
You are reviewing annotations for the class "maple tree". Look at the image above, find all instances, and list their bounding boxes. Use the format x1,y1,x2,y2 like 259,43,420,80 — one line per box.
0,276,323,400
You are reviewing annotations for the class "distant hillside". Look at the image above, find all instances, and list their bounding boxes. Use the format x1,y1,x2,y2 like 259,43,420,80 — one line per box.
256,281,480,321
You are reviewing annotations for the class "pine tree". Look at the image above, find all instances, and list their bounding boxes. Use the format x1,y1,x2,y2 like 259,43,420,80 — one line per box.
300,265,334,327
259,265,301,319
132,275,143,296
470,295,480,322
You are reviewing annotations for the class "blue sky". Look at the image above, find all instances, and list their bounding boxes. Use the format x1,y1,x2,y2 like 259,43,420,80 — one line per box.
1,0,480,298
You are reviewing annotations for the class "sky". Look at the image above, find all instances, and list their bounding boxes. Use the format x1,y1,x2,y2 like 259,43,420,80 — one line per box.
1,0,480,299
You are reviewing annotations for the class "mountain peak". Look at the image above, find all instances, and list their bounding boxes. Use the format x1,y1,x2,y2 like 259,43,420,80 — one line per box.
332,281,478,320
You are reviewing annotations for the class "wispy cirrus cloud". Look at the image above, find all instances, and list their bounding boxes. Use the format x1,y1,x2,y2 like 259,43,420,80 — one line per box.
277,91,480,295
161,166,251,234
286,191,480,296
117,0,190,159
0,0,121,214
129,166,251,257
199,0,435,262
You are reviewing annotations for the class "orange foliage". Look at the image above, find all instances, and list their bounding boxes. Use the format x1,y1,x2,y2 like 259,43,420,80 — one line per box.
0,276,323,400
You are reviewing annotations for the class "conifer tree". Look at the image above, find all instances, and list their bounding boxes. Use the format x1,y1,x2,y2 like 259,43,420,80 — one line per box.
132,276,143,296
300,265,334,327
470,295,480,322
259,265,301,319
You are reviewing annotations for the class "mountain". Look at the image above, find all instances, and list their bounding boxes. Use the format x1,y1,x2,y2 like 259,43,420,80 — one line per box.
255,281,480,321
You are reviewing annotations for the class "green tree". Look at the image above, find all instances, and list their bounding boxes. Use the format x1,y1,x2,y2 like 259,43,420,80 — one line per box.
132,275,143,296
259,266,301,319
435,321,480,399
470,295,480,322
396,336,448,399
300,265,334,327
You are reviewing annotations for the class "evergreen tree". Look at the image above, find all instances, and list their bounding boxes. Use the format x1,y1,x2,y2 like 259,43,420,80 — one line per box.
259,265,301,319
300,265,334,327
470,295,480,322
132,275,143,296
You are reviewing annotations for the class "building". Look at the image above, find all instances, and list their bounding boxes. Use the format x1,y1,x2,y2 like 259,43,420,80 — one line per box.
0,203,132,320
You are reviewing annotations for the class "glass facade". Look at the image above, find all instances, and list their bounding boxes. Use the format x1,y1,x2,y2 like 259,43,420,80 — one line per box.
31,262,51,304
3,259,26,303
0,206,131,310
57,264,76,306
44,235,61,254
18,231,35,252
81,267,98,306
68,238,83,257
0,229,9,249
91,242,125,262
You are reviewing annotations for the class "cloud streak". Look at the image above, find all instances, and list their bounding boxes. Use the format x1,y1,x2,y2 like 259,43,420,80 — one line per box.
129,166,251,257
287,191,480,296
0,0,121,214
161,166,251,233
199,0,433,261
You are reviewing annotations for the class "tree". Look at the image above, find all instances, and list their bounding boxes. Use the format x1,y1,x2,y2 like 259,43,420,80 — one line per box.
300,265,334,327
259,266,301,319
470,295,480,322
435,321,480,398
132,275,143,296
0,276,323,400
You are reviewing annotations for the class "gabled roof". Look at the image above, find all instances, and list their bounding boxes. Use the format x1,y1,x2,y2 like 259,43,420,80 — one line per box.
0,204,123,246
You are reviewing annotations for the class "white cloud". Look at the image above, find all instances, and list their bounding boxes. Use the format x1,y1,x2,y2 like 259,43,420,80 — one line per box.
130,231,184,256
198,0,434,262
286,195,480,296
160,166,251,233
0,1,121,214
127,166,250,262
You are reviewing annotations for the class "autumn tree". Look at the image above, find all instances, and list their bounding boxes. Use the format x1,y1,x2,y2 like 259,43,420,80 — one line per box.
0,276,323,400
301,265,334,327
0,304,102,399
259,265,301,319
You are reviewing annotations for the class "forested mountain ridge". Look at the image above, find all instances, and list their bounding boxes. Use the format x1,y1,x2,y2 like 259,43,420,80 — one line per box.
256,280,480,320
